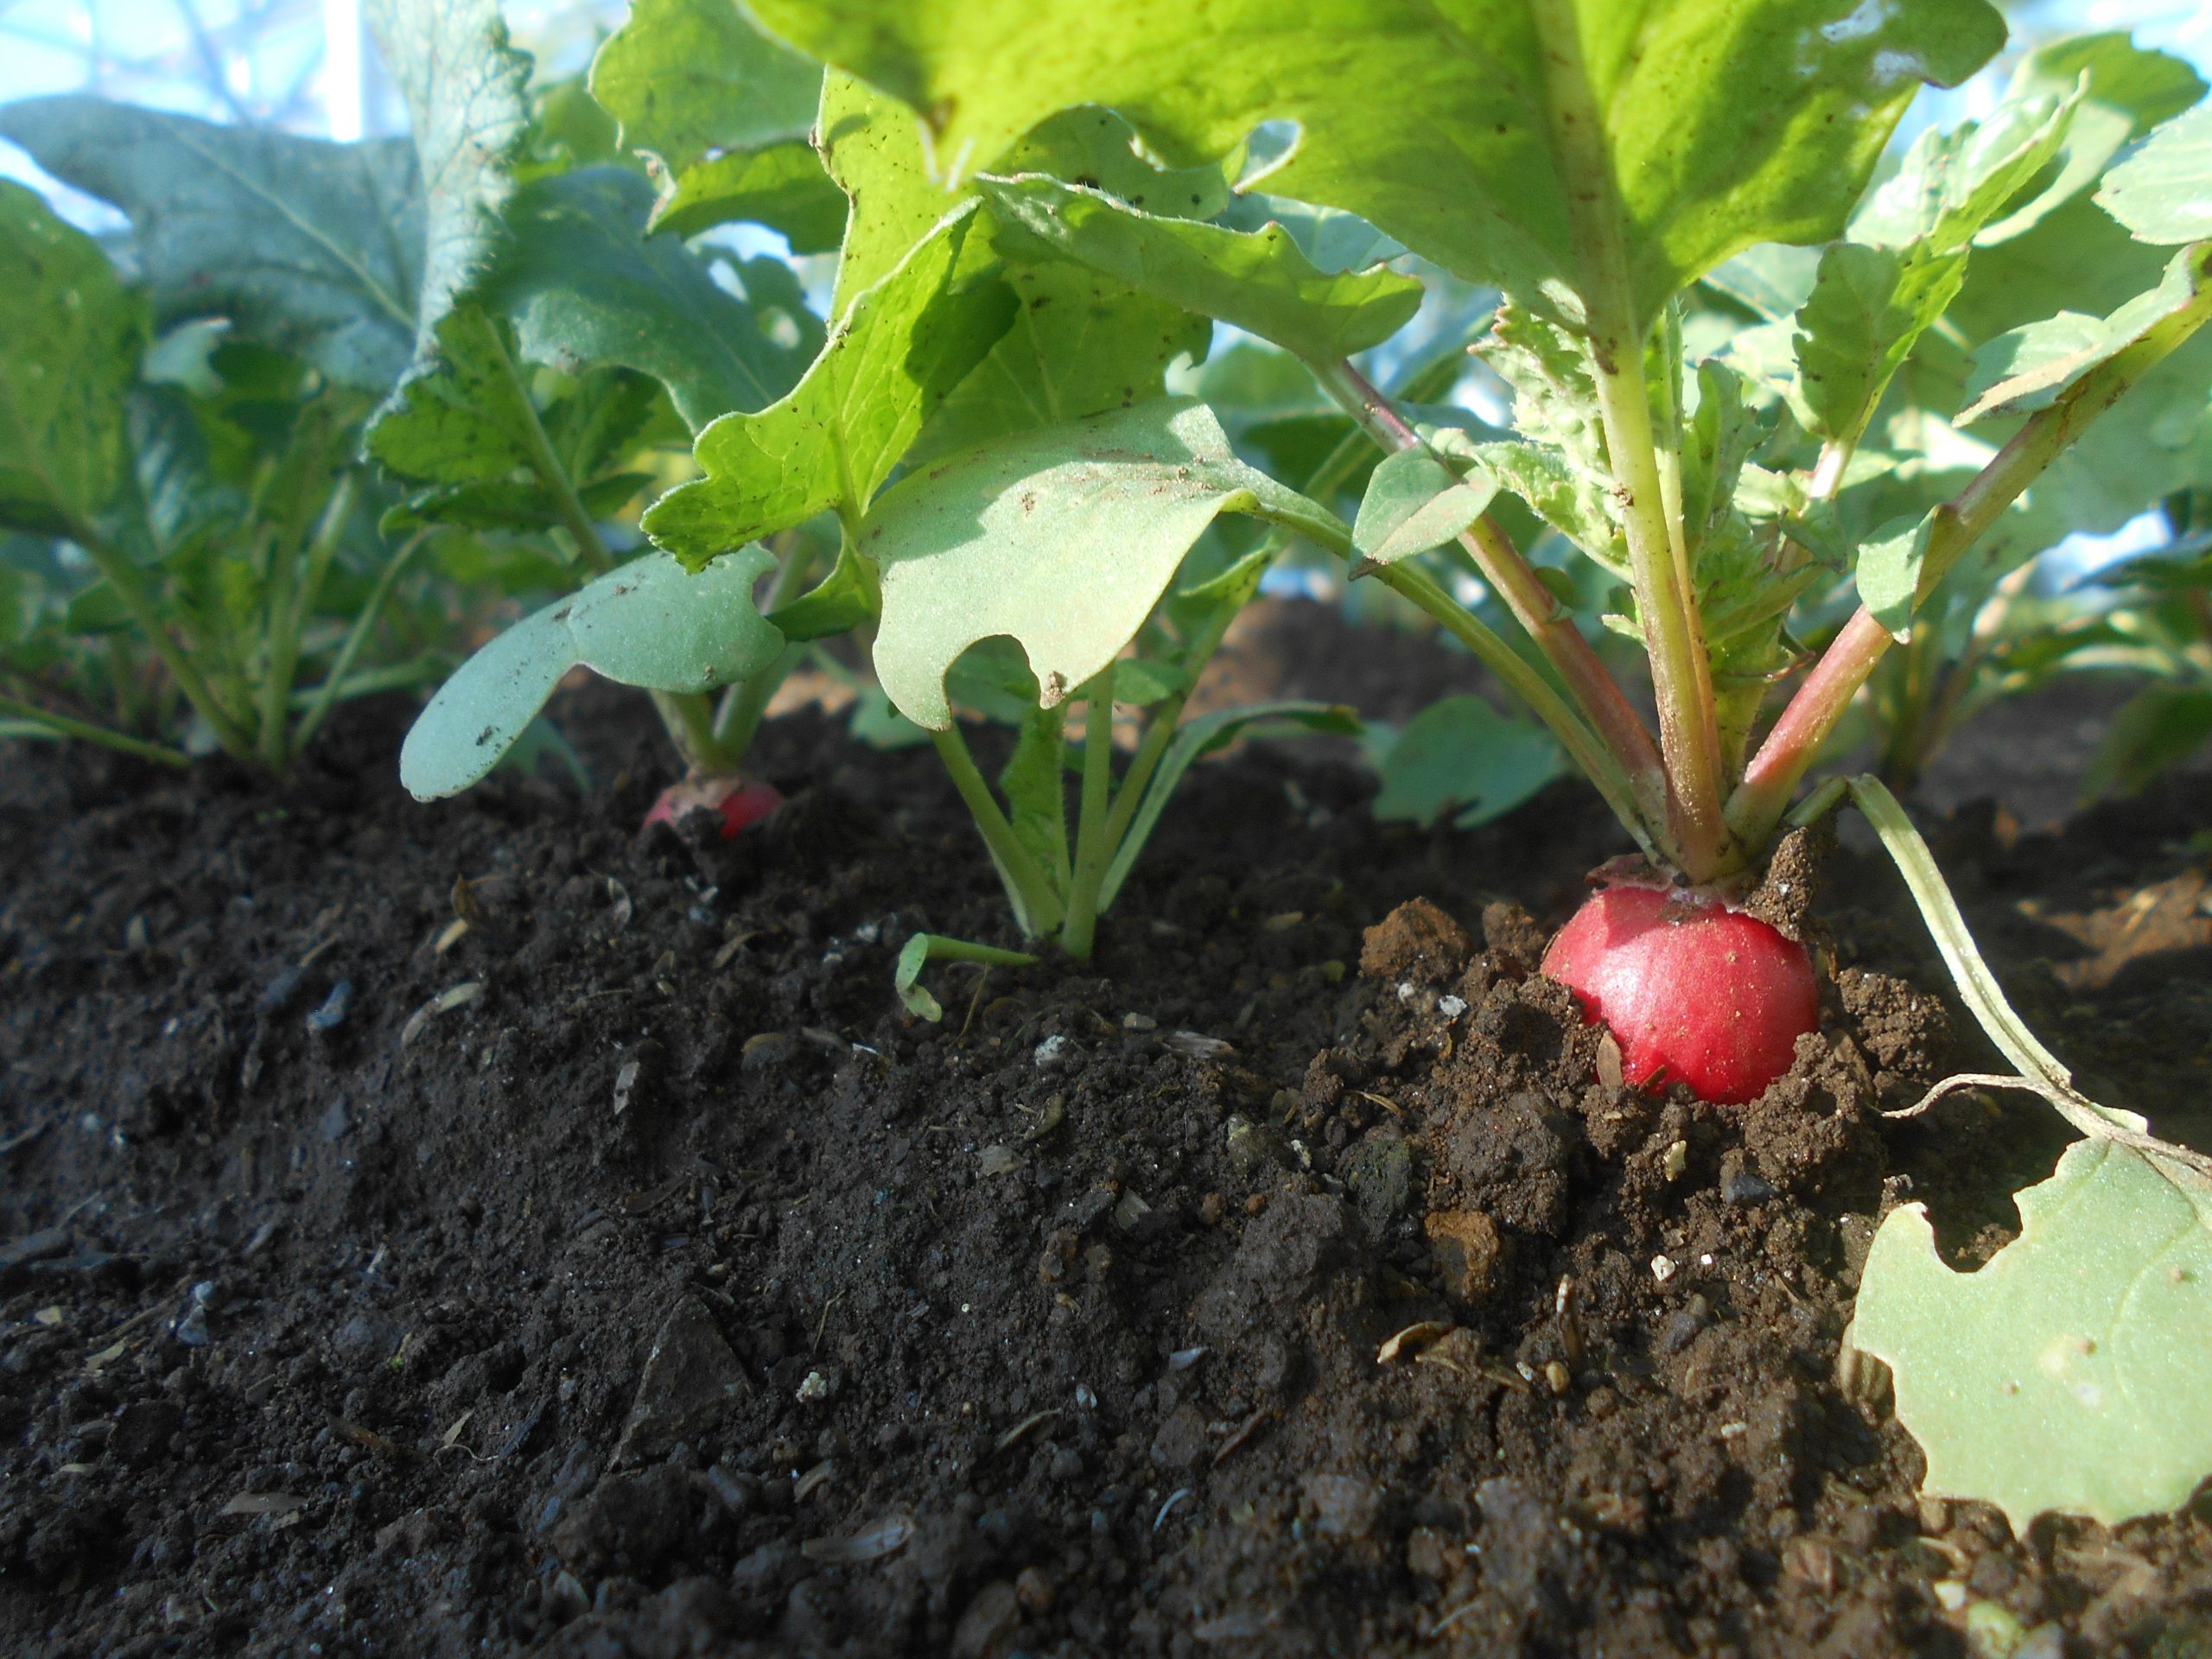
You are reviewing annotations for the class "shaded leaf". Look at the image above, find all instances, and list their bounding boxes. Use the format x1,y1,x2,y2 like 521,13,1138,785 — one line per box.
865,397,1343,728
0,182,146,535
400,546,781,798
1793,242,1967,445
0,97,423,390
1351,449,1497,568
1367,694,1561,829
2082,683,2212,800
1855,510,1938,638
977,175,1422,359
1853,1138,2212,1529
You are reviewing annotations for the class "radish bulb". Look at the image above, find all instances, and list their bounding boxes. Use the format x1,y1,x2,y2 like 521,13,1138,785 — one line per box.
644,777,785,840
1541,885,1819,1105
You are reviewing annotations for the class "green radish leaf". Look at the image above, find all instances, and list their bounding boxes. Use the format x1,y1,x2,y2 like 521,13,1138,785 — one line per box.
0,97,423,391
1351,449,1497,568
1368,694,1562,830
863,397,1344,729
1848,81,2080,254
643,206,1016,564
1793,243,1968,445
486,168,823,429
2082,683,2212,800
747,0,2002,328
587,0,829,239
1855,510,1939,639
2097,105,2212,245
1960,246,2212,425
976,175,1422,359
1852,1138,2212,1529
893,933,944,1020
0,182,147,536
400,546,782,798
768,541,880,641
1096,699,1359,911
365,0,532,353
999,698,1072,896
1112,658,1190,708
366,308,543,486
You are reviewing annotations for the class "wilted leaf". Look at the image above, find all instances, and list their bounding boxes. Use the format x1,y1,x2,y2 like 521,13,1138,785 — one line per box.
748,0,2002,327
1852,1138,2212,1529
0,97,423,390
0,182,146,535
642,207,1015,563
865,397,1343,728
400,547,781,798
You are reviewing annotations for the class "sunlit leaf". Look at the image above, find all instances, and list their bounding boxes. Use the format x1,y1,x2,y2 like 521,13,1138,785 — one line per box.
400,546,782,798
865,397,1344,728
1351,449,1497,568
1853,1138,2212,1529
2097,104,2212,245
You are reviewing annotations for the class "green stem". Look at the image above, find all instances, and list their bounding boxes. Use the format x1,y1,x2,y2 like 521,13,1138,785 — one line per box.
1728,250,2212,851
290,529,428,756
1529,3,1730,880
1313,356,1674,839
929,722,1065,938
0,692,193,767
69,519,254,761
259,470,358,771
1059,680,1117,960
710,535,817,757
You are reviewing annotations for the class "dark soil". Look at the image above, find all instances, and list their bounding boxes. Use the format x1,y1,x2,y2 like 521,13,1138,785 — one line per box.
3,635,2210,1658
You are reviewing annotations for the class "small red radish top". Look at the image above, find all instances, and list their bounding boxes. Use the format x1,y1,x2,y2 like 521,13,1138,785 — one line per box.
1541,884,1819,1105
644,777,785,840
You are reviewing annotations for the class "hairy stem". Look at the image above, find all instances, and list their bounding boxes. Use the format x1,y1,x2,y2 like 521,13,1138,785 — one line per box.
1730,256,2212,849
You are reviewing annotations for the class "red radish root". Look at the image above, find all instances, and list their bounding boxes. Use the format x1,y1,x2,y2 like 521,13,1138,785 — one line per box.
1542,885,1819,1106
645,777,785,840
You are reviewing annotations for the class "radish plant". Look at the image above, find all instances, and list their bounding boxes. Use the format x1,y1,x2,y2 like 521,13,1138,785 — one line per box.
710,0,2212,1523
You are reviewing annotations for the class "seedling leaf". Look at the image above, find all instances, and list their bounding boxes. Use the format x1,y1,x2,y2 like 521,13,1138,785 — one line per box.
865,397,1345,729
400,547,781,798
894,933,1039,1021
0,97,423,391
1853,1138,2212,1529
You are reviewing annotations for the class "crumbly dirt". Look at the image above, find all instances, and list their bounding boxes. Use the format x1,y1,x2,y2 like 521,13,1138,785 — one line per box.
3,663,2210,1659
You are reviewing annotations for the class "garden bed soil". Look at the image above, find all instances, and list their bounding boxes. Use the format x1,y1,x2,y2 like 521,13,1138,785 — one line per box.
3,626,2210,1658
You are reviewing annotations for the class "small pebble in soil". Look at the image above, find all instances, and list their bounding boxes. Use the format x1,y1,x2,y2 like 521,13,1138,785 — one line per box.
1722,1166,1778,1205
1650,1254,1676,1285
305,981,352,1033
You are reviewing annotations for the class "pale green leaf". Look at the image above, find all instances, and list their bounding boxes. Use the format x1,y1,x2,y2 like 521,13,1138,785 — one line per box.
976,175,1423,359
1850,81,2080,253
1473,442,1625,575
587,0,819,193
1367,694,1561,829
1351,449,1497,567
865,397,1342,728
1793,242,1968,444
400,546,781,798
366,0,533,350
2097,104,2212,245
0,181,146,535
652,143,849,247
1856,509,1938,638
486,167,823,429
0,96,423,390
365,308,540,486
641,205,1016,563
1853,1138,2212,1529
1958,244,2212,424
747,0,2002,327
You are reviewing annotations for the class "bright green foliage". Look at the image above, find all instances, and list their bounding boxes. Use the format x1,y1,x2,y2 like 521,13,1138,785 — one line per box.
365,0,533,352
1960,245,2212,424
400,546,782,798
587,0,830,241
1351,450,1497,568
1468,302,1623,571
1853,1138,2212,1529
1366,695,1561,829
1793,243,1967,445
643,208,1016,562
366,310,554,487
0,183,146,535
489,168,823,429
976,175,1423,360
863,397,1343,728
2097,105,2212,244
0,98,423,391
746,0,2003,329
